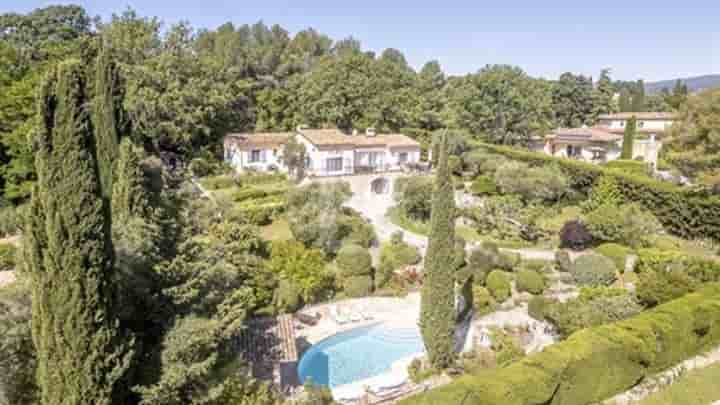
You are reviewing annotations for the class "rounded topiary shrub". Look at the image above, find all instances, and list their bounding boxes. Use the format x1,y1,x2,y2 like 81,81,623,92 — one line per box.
559,220,593,250
569,253,617,286
472,285,497,316
516,269,545,294
344,275,373,298
528,295,552,321
336,244,373,277
274,279,302,313
555,250,571,272
470,175,498,196
595,243,633,273
486,270,511,302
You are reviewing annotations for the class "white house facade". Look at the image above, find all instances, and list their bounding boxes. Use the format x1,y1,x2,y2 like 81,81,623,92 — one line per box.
224,127,422,177
541,112,677,167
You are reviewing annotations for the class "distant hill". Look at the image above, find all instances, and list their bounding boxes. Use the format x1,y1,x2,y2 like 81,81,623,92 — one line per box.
646,74,720,94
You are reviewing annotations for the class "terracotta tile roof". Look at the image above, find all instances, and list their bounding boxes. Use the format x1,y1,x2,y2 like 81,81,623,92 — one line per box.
353,133,421,148
548,127,622,143
601,126,670,135
224,132,291,150
297,128,356,147
597,112,678,121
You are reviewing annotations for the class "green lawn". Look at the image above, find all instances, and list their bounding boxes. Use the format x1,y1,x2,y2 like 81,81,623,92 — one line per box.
260,217,293,241
637,362,720,405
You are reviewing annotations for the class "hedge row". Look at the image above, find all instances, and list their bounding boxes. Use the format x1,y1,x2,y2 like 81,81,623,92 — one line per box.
233,187,286,203
400,283,720,405
476,143,720,241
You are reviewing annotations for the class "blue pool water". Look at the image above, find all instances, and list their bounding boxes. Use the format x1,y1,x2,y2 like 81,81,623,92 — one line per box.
297,323,425,388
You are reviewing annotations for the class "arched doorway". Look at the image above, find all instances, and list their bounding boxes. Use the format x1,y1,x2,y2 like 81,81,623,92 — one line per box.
370,177,390,194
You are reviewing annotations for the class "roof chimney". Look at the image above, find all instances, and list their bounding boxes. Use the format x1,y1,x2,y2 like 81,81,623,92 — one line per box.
365,127,376,137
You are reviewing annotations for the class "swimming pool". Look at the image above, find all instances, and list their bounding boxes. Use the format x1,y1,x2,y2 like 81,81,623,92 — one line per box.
297,323,425,388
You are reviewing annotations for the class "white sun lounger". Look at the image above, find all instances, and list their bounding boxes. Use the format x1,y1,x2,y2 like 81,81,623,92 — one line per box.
349,305,363,322
330,305,349,325
332,383,366,402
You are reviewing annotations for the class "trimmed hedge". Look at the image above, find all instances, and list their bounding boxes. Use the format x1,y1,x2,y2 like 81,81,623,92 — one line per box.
399,283,720,405
604,159,650,177
475,143,720,242
595,243,633,272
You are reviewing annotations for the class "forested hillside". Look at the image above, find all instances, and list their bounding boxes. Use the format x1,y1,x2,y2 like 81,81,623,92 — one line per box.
0,5,631,204
646,74,720,94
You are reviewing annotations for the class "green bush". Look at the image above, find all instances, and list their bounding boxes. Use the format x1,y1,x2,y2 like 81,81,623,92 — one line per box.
188,157,213,177
335,244,373,277
229,202,285,226
393,176,434,221
240,172,287,185
469,175,498,196
569,253,617,286
274,279,302,313
580,175,624,213
342,216,377,248
545,293,643,337
559,220,594,250
555,250,571,272
344,275,373,298
474,142,720,242
233,188,268,202
486,270,511,302
0,205,23,237
595,243,633,272
400,283,720,405
377,241,421,288
0,243,17,271
200,175,236,190
472,285,497,316
494,161,569,202
528,295,551,321
585,203,663,247
605,159,650,177
516,269,545,294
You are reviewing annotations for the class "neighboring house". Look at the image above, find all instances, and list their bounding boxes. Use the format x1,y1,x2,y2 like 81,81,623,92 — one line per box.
224,127,422,176
542,112,678,166
223,132,291,172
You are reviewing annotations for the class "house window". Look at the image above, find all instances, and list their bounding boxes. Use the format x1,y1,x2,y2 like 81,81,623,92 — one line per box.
398,152,409,164
250,149,263,163
620,121,625,127
326,157,343,172
638,121,645,128
273,149,278,156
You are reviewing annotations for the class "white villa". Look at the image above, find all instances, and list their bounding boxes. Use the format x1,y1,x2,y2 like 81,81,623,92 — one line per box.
539,112,678,166
224,127,422,177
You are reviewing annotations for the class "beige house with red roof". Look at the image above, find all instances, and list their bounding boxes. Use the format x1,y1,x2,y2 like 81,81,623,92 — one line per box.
542,112,678,166
224,127,421,176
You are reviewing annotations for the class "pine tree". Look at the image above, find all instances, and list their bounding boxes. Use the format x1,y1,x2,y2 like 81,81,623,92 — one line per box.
27,59,132,405
420,131,457,369
621,116,636,159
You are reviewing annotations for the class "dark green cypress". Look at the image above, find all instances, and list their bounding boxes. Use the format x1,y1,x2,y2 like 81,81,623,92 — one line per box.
112,137,149,221
420,131,457,369
621,116,636,159
27,59,132,405
93,44,122,199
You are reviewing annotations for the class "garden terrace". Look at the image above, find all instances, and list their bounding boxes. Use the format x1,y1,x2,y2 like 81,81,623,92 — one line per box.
399,283,720,405
471,142,720,242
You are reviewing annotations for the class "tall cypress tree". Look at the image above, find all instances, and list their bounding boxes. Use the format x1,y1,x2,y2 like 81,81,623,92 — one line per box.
27,59,131,405
93,44,123,200
618,89,631,113
632,80,646,112
112,137,150,221
420,131,457,369
621,116,637,159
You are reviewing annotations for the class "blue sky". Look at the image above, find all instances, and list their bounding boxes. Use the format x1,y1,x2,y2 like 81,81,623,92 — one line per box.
3,0,718,81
